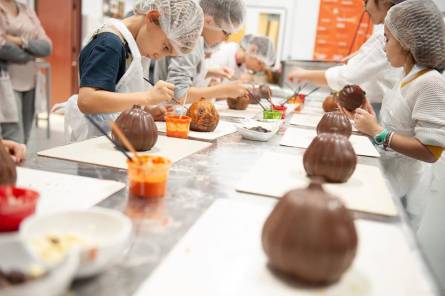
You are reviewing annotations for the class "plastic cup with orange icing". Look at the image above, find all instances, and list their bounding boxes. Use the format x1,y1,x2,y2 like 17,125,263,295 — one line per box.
165,115,191,139
127,156,172,199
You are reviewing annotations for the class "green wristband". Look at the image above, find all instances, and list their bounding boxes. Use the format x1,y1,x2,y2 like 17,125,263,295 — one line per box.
374,129,389,145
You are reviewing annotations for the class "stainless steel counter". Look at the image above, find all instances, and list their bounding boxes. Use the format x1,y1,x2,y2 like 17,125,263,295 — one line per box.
24,92,440,295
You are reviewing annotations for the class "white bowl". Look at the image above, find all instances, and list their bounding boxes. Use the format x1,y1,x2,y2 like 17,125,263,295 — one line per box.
20,207,132,279
0,235,78,296
236,120,280,142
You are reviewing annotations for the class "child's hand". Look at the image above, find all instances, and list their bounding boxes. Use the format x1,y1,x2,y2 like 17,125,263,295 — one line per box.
224,81,249,98
354,108,383,137
147,81,175,105
146,104,175,121
2,140,27,163
288,67,308,83
207,67,234,80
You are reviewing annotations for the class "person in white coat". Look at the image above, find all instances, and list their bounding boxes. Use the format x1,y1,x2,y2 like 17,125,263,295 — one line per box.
207,34,276,83
153,0,249,104
287,0,406,111
64,0,204,142
350,1,445,291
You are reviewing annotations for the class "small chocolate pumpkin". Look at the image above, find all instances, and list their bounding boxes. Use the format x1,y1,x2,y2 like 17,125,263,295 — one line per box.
303,133,357,183
317,111,352,138
112,105,158,152
227,95,250,110
249,84,272,104
262,180,358,285
0,141,17,186
337,85,366,112
322,93,338,112
186,98,220,132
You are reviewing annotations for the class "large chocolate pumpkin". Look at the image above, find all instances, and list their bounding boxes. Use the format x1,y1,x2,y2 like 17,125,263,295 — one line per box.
317,111,352,138
227,95,249,110
186,98,220,132
112,105,158,152
0,141,17,186
303,133,357,183
262,181,358,285
337,85,366,112
322,93,338,112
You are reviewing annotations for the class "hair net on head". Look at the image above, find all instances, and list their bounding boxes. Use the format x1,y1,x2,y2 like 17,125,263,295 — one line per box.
200,0,246,33
245,35,276,66
134,0,204,55
385,0,445,72
240,34,253,50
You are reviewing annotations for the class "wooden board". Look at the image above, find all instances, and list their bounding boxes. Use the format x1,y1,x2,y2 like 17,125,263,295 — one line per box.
156,120,237,142
134,199,434,296
236,152,397,216
280,127,380,158
17,168,125,215
38,136,213,170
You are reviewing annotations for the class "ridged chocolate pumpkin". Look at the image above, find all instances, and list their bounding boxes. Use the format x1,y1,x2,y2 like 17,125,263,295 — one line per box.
337,85,366,112
303,133,357,183
262,180,358,285
112,105,158,152
317,111,352,138
227,95,249,110
322,93,338,112
0,141,17,186
186,98,220,132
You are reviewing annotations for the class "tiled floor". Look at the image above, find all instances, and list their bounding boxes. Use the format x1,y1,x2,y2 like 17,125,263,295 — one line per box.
28,114,66,156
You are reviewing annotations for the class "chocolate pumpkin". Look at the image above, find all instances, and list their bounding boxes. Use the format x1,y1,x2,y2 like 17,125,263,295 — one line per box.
227,95,250,110
262,180,358,285
186,98,220,132
303,133,357,183
112,105,158,152
322,93,338,112
317,111,352,138
0,141,17,186
249,84,272,104
337,85,366,112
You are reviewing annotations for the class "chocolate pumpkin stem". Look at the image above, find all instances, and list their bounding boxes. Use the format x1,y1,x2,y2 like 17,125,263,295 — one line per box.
307,178,325,191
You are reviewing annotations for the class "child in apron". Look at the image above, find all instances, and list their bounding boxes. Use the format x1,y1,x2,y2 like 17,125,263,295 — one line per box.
65,0,204,142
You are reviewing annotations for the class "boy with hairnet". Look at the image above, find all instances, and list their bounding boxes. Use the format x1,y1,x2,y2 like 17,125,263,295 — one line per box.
64,0,204,142
154,0,249,103
207,34,277,84
349,2,445,283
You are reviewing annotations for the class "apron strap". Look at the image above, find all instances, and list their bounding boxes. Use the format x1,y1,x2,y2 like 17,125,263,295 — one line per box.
401,68,432,89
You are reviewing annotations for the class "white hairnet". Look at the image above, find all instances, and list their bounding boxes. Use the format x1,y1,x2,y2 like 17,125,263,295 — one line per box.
240,34,253,50
385,0,445,72
134,0,204,55
245,35,276,66
200,0,246,33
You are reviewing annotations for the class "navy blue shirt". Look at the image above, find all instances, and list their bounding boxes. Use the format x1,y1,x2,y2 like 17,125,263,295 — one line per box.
79,32,130,92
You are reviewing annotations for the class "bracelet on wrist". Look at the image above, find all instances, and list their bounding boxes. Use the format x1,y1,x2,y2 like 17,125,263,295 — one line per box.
373,128,390,146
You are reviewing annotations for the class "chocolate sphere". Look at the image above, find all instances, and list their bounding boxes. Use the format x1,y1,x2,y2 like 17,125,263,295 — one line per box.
262,181,358,285
227,95,250,110
187,98,220,132
317,111,352,138
112,105,158,152
322,93,338,112
337,85,366,112
303,133,357,183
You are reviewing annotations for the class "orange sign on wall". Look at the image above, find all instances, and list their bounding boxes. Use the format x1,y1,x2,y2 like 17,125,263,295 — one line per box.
314,0,373,61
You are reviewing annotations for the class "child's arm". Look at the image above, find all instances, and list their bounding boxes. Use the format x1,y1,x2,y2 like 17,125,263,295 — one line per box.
288,68,328,87
180,81,248,103
78,80,174,114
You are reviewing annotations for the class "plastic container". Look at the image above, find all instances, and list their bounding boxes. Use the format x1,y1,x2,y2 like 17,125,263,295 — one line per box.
263,110,283,120
127,156,172,198
0,187,39,232
165,115,191,139
271,105,288,119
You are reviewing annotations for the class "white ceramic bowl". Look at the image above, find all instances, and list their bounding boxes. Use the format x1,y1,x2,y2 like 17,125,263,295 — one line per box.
236,120,281,142
20,207,132,279
0,235,78,296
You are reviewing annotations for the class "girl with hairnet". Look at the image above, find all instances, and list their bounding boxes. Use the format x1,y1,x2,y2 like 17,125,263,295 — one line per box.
288,0,406,113
207,34,277,84
64,0,204,142
154,0,250,104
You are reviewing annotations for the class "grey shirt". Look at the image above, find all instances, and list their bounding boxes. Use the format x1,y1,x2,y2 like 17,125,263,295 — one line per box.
154,37,206,99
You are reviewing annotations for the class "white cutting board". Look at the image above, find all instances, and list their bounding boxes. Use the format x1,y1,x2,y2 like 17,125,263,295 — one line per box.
215,103,262,119
38,136,212,170
134,199,434,296
300,105,324,115
280,127,380,158
16,167,125,215
236,152,397,216
290,113,358,132
156,120,237,141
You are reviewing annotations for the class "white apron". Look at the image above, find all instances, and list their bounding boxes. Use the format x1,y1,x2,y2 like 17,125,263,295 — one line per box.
379,69,428,198
64,19,151,143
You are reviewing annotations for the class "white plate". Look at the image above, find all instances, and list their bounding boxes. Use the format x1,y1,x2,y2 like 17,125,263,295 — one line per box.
20,207,132,279
236,120,280,142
